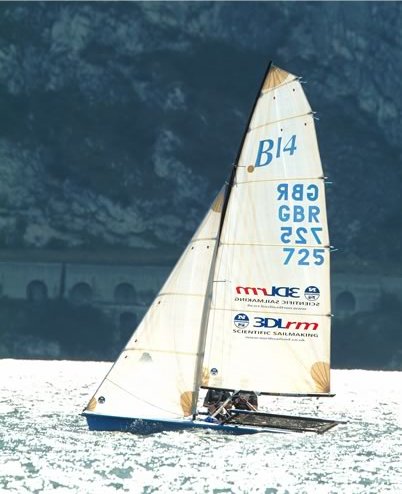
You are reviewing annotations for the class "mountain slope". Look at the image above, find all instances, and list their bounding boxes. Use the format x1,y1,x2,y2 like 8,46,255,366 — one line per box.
0,2,401,268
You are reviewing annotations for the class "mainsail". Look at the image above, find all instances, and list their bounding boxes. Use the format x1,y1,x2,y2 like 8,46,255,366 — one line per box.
85,63,331,423
202,65,331,395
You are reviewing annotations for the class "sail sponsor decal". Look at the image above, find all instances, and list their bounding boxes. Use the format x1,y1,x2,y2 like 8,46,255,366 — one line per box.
276,183,325,266
232,312,320,342
233,284,320,312
236,285,299,297
304,285,320,301
233,313,249,328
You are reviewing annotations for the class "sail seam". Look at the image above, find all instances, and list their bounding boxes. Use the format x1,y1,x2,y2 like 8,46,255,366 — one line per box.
209,306,331,317
190,237,217,243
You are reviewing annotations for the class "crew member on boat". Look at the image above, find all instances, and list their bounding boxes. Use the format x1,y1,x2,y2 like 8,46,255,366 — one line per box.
204,389,259,423
232,391,259,411
203,388,233,421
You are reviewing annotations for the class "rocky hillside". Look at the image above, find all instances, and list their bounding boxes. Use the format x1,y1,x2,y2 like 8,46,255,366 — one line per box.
0,2,401,269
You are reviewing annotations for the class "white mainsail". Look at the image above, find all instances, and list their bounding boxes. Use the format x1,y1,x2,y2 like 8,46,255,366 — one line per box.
202,65,331,395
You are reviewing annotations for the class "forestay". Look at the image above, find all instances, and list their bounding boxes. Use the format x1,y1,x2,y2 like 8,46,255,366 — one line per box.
202,66,331,395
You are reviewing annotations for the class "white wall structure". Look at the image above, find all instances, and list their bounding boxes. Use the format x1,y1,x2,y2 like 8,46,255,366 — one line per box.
0,260,170,324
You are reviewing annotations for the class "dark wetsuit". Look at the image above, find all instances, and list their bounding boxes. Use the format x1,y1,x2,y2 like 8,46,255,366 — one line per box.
232,391,258,410
203,389,232,408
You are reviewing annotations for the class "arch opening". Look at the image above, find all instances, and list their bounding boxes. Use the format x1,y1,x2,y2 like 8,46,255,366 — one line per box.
27,280,48,302
70,282,93,304
336,290,356,313
114,283,136,305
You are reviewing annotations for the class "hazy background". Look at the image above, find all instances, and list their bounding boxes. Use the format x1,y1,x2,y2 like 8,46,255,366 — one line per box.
0,2,401,369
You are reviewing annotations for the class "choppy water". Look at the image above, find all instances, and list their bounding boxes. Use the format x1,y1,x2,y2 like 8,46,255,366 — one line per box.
0,360,401,494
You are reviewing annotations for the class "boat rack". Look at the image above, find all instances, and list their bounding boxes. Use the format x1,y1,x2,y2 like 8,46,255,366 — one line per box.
221,410,344,434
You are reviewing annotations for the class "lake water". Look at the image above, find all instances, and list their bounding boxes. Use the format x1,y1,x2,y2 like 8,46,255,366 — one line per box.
0,360,401,493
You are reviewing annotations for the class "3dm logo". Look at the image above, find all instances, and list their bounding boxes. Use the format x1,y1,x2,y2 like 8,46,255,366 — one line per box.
304,286,320,301
236,286,299,298
234,313,249,329
254,317,319,330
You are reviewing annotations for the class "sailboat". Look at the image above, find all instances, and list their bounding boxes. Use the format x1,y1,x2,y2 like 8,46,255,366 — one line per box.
83,62,342,435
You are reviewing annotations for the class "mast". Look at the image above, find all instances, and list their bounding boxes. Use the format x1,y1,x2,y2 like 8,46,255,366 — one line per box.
191,62,274,416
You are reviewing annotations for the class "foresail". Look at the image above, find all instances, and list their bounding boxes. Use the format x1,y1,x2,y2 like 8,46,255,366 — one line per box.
202,65,332,395
85,190,225,419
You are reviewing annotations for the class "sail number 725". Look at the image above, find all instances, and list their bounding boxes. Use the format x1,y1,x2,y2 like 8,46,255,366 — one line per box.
283,248,325,266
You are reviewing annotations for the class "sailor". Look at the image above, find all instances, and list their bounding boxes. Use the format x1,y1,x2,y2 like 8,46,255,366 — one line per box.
203,388,232,421
232,391,258,411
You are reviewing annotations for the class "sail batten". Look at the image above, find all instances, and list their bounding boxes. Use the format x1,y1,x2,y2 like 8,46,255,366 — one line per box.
218,242,330,248
234,176,325,183
249,113,315,131
204,306,331,316
249,111,314,132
